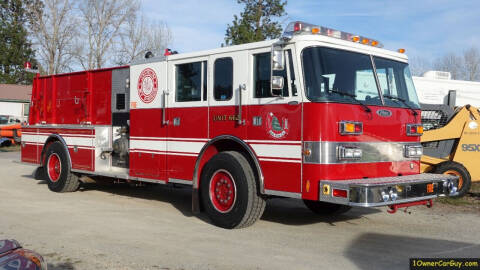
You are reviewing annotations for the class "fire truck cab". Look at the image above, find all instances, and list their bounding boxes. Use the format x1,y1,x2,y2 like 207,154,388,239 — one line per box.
22,21,458,228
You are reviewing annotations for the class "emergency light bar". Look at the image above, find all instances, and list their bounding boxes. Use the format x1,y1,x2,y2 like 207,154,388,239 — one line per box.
283,21,383,48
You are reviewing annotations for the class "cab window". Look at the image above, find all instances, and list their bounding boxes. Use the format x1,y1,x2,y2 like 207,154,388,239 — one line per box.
253,52,288,98
176,61,204,102
214,58,233,101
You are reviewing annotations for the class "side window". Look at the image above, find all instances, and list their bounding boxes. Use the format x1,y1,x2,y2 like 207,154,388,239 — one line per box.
253,52,288,98
202,61,207,101
176,62,202,102
287,50,297,96
214,58,233,101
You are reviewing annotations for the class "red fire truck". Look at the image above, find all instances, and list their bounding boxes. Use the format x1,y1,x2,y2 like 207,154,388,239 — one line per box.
21,21,458,228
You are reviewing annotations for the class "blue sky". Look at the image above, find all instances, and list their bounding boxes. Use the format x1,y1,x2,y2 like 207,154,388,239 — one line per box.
141,0,480,60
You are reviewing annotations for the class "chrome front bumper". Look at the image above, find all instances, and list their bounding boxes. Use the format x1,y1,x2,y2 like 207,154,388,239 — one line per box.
319,173,458,207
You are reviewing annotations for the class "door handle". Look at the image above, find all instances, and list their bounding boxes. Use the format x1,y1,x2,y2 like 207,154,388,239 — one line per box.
288,101,299,105
238,84,246,125
162,91,169,126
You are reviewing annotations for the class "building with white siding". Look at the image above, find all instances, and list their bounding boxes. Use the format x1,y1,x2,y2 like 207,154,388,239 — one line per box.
0,84,31,122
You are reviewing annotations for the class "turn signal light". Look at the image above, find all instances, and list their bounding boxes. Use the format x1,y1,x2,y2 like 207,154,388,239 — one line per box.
339,121,363,135
406,124,423,136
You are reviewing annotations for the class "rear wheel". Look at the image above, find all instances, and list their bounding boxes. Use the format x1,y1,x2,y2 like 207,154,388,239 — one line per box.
433,161,471,197
44,141,80,192
200,151,266,229
303,200,351,216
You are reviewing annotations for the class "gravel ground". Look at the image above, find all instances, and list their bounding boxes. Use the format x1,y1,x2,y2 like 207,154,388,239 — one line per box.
0,151,479,270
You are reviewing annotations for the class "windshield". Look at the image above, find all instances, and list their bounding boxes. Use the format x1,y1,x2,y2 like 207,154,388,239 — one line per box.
302,47,420,109
373,56,420,109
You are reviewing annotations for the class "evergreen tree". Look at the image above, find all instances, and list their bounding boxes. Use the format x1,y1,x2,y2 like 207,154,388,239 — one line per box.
225,0,287,46
0,0,37,84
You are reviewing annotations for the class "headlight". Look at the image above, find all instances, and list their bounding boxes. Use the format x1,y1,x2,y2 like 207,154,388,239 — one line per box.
338,146,362,160
404,145,423,158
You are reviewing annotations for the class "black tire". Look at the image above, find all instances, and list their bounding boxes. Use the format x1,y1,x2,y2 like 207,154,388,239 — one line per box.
200,151,266,229
433,161,471,197
303,200,351,216
33,166,47,180
44,141,80,192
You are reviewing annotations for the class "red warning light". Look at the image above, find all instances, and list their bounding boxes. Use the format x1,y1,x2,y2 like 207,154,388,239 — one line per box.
24,62,32,69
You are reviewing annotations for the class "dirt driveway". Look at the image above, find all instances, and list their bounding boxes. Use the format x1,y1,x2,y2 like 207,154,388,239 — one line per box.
0,151,479,270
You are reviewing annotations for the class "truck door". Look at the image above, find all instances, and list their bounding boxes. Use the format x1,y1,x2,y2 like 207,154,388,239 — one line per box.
166,57,209,182
129,61,168,181
209,51,248,140
246,46,303,195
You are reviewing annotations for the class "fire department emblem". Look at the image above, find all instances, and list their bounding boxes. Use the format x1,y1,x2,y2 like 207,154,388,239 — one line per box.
266,112,289,139
137,68,158,103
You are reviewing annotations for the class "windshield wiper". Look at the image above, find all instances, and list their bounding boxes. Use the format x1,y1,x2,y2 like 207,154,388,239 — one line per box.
383,95,418,117
329,89,371,113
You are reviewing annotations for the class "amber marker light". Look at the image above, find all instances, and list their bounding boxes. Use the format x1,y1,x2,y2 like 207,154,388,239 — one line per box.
311,27,320,34
398,48,406,53
352,36,360,42
361,38,369,44
306,180,311,192
371,40,379,46
345,123,355,133
417,126,424,134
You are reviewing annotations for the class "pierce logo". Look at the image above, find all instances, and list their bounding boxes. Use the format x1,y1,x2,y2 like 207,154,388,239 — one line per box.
266,112,289,139
377,109,392,117
137,68,158,103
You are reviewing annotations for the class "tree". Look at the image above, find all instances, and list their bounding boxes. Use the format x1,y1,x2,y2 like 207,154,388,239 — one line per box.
25,0,78,75
0,0,37,84
114,14,172,65
463,47,480,81
224,0,287,46
433,48,480,81
434,52,464,80
77,0,139,69
408,56,432,77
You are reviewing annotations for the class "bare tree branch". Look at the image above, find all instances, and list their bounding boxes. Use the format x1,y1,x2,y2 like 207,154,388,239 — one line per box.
463,47,480,81
434,52,464,80
114,13,172,65
77,0,139,69
408,56,432,76
25,0,78,74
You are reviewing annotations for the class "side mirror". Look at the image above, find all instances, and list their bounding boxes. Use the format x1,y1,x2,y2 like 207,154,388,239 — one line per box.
271,76,284,97
271,47,285,71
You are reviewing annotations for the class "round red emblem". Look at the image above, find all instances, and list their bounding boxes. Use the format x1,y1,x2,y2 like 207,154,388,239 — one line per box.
137,68,158,103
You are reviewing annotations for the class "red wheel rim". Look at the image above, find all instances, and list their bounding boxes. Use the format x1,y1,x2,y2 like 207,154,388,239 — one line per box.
47,153,61,182
209,170,236,213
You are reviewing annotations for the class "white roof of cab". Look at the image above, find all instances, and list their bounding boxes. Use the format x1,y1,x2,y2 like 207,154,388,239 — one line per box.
133,33,408,65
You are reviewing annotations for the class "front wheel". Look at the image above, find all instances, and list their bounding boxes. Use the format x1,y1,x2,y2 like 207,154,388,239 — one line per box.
44,141,80,192
303,200,351,216
200,151,266,229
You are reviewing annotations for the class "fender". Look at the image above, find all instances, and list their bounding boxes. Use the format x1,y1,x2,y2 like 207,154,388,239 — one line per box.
191,135,265,213
40,134,72,169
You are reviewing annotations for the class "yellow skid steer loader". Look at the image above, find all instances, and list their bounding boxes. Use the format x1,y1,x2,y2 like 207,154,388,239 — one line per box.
421,104,480,197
